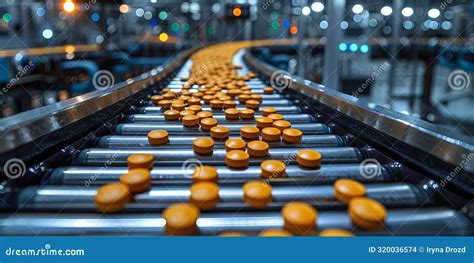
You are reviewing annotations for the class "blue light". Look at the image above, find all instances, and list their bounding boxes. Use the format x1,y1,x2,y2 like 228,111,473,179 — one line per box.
338,43,347,52
283,19,291,30
91,13,100,22
349,43,358,52
150,19,158,28
42,29,53,39
36,7,45,17
360,44,369,53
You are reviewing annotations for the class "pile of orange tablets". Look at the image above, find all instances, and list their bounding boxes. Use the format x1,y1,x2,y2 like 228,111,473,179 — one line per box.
94,42,387,236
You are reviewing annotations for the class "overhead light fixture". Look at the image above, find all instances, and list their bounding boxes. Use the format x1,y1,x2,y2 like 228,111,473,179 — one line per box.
401,7,414,17
381,6,392,16
352,4,363,14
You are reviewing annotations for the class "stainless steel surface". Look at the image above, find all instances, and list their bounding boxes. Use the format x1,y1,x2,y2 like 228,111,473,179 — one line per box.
51,163,392,185
97,135,342,148
244,50,474,174
115,123,329,135
0,208,470,236
129,114,314,123
17,183,424,212
0,48,198,155
75,147,363,165
141,105,302,114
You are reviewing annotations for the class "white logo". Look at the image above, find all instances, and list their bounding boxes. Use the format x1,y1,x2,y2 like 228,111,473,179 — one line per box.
4,158,26,179
181,158,203,179
270,70,293,91
359,158,381,179
92,70,115,90
448,70,470,91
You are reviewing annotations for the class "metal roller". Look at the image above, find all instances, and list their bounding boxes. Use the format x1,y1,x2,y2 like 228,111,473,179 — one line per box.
140,106,302,114
115,123,329,135
97,135,344,148
74,147,364,166
0,208,470,236
128,113,314,123
16,183,427,212
49,163,393,185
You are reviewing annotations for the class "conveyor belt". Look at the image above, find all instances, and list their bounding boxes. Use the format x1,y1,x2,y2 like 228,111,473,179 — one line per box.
0,42,472,237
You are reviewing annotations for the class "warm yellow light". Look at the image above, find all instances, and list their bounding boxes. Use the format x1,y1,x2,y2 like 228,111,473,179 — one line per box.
63,1,75,13
233,7,242,17
119,4,130,14
64,45,75,53
159,33,169,42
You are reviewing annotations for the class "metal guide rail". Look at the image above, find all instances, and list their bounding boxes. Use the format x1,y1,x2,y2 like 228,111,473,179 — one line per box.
0,43,472,236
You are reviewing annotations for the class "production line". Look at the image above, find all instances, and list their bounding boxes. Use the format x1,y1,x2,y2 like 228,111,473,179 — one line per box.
0,41,472,237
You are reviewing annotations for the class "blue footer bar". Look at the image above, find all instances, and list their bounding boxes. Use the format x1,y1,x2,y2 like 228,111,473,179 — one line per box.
0,237,472,263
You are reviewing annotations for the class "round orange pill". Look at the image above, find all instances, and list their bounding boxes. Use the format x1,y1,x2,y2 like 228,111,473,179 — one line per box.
182,114,200,127
188,105,202,113
297,150,322,168
348,197,387,230
268,114,284,121
147,130,169,145
224,108,240,119
202,95,214,104
218,232,246,236
282,128,302,143
200,118,218,131
163,203,200,236
246,100,260,110
172,102,185,111
163,92,177,100
197,111,213,120
225,150,250,168
259,229,293,236
239,109,255,119
158,99,171,109
164,110,180,121
127,154,154,169
193,92,204,98
243,181,272,208
210,99,223,110
247,140,269,157
261,127,281,142
319,229,355,236
225,138,246,152
263,87,274,94
260,160,286,178
193,137,214,155
95,183,131,213
190,182,220,210
210,126,230,140
188,98,201,106
240,126,260,140
223,100,237,109
261,107,277,117
119,168,151,194
334,179,366,203
237,94,250,103
250,94,263,102
282,202,318,235
192,166,218,183
151,95,163,105
179,110,195,119
180,95,190,101
256,117,273,129
273,120,291,131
